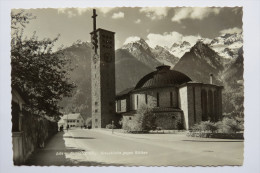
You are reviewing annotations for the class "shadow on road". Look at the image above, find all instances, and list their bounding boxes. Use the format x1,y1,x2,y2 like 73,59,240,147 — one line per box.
182,139,243,142
25,132,122,166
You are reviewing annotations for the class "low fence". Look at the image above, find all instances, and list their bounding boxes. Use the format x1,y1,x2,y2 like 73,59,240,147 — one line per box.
12,112,58,165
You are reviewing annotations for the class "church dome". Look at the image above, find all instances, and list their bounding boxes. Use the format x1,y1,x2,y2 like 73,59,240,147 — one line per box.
134,65,192,89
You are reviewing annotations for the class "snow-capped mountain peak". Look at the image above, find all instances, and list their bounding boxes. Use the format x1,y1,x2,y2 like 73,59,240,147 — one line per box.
168,41,193,58
122,38,150,51
209,32,243,59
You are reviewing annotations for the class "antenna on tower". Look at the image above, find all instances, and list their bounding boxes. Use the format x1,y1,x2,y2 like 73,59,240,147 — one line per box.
92,9,98,54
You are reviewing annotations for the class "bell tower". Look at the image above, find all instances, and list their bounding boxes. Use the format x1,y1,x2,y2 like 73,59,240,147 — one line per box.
90,9,116,128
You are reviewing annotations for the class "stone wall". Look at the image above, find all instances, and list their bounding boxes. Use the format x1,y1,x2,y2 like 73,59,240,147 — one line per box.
12,109,58,165
154,112,183,130
122,111,183,131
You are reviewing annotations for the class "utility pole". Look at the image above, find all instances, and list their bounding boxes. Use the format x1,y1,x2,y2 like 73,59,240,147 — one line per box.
67,114,68,132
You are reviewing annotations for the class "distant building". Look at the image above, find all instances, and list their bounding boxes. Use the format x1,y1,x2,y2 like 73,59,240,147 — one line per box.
116,65,223,130
58,113,85,129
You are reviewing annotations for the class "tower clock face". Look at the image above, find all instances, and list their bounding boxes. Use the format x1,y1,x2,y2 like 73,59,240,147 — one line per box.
93,54,98,63
104,52,112,63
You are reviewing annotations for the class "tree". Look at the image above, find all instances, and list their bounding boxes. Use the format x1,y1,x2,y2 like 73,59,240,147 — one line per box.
122,104,156,132
11,10,75,120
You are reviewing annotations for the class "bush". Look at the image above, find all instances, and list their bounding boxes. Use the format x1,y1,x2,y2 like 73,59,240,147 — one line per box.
191,121,218,133
122,104,156,132
191,117,243,134
203,121,218,133
106,124,116,129
221,117,243,133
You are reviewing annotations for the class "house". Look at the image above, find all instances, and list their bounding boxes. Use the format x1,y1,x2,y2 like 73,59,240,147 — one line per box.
58,113,85,129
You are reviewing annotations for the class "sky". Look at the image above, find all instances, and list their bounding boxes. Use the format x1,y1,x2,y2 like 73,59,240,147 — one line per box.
12,7,243,50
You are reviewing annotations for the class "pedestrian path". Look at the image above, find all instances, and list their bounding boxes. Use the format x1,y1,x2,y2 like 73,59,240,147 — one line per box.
25,130,119,166
25,131,78,166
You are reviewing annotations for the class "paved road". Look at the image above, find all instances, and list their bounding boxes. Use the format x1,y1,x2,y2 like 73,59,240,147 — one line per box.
26,128,243,166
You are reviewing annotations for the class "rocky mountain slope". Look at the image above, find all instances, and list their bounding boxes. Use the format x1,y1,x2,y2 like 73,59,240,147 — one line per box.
173,41,244,116
173,41,224,84
209,32,243,59
58,42,92,120
168,41,193,58
115,49,154,93
121,38,161,69
166,32,243,60
151,45,179,67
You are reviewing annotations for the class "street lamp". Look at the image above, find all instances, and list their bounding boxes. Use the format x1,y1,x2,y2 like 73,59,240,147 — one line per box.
112,120,114,134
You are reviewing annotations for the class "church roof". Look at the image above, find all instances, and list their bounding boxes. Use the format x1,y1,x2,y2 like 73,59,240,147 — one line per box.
116,87,134,99
134,65,192,90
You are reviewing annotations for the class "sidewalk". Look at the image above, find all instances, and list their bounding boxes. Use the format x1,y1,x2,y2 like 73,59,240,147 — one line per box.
25,131,79,166
25,130,118,166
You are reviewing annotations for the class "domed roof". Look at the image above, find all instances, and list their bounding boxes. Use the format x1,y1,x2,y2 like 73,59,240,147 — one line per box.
135,65,192,89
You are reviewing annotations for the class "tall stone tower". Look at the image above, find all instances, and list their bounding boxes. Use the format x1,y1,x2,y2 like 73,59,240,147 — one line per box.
90,9,116,128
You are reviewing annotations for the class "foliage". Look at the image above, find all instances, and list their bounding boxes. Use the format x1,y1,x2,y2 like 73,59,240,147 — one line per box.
11,11,75,120
191,117,243,134
106,124,116,129
191,121,218,133
221,51,244,118
221,117,243,133
122,104,156,132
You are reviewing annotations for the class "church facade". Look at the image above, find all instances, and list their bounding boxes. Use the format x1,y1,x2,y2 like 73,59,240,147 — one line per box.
89,9,223,130
115,65,223,130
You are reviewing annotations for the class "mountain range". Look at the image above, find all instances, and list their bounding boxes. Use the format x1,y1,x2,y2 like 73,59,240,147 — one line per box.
59,32,243,119
166,32,243,60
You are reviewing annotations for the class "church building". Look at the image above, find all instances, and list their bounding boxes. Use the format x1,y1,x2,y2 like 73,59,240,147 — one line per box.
89,9,223,130
115,65,223,130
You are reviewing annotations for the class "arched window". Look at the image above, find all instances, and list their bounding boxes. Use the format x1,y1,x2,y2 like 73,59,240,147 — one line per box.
117,100,121,112
201,89,207,121
214,90,219,121
136,95,138,109
145,94,148,104
170,92,173,107
156,92,159,107
208,90,213,121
